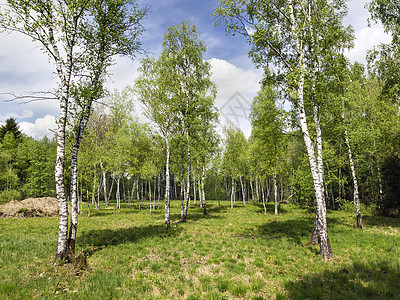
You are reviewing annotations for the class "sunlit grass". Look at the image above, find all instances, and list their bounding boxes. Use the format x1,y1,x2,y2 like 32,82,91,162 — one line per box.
1,199,400,299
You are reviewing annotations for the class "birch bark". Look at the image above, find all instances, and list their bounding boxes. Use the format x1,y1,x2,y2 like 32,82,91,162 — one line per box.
165,137,171,229
68,105,90,254
240,175,246,205
201,157,206,215
288,0,332,258
53,10,78,262
344,128,362,228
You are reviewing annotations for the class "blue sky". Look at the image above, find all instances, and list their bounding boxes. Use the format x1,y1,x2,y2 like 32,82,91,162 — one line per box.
0,0,392,139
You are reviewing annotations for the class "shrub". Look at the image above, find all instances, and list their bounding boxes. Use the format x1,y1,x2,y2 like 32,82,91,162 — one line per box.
0,190,22,203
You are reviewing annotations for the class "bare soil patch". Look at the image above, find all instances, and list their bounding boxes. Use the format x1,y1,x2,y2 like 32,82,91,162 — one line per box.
0,197,58,218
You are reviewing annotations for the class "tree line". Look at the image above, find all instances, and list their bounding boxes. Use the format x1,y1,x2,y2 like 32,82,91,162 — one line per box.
1,0,399,261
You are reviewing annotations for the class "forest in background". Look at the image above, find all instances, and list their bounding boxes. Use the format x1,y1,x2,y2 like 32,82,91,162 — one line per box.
0,0,400,262
1,63,399,216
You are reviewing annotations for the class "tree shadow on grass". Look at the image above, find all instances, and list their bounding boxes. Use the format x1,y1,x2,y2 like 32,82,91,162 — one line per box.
79,223,181,256
363,215,400,228
251,202,290,215
169,202,228,223
169,210,226,223
278,260,400,299
85,208,144,217
253,218,313,246
79,202,227,256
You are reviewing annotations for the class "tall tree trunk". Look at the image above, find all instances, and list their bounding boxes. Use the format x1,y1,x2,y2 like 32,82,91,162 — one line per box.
108,175,115,203
157,174,161,209
165,138,171,229
201,157,206,215
181,167,185,220
250,178,254,203
182,133,191,223
153,178,156,209
261,185,267,215
149,180,152,215
96,172,101,210
255,176,260,203
55,92,69,262
193,172,197,204
141,179,144,203
100,162,108,206
122,176,126,203
230,177,235,209
289,0,332,258
240,175,246,205
344,128,362,228
68,103,91,255
116,174,121,213
92,169,97,207
274,171,278,216
136,178,140,210
52,10,78,261
198,179,202,207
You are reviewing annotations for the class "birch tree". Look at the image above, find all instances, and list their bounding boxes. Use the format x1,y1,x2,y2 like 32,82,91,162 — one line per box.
222,126,247,208
135,57,179,229
0,0,89,262
0,0,145,262
161,22,217,223
67,2,145,254
215,0,354,258
250,85,286,216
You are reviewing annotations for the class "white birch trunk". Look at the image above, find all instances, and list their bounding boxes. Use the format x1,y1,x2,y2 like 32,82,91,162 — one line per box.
108,175,115,204
53,42,73,262
182,132,191,222
149,180,152,215
201,157,206,215
116,174,121,213
274,171,278,216
55,91,69,262
198,179,202,207
288,0,332,258
240,175,246,205
136,178,140,210
193,172,197,204
255,176,260,203
230,177,234,209
250,178,254,203
100,162,108,206
68,103,91,254
261,185,267,215
165,138,171,229
181,169,185,220
344,128,362,228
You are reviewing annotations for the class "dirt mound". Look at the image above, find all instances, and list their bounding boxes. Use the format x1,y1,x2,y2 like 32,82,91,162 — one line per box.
0,197,58,218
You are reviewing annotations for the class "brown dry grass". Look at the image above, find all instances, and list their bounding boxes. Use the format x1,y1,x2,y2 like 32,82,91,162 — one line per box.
0,197,58,218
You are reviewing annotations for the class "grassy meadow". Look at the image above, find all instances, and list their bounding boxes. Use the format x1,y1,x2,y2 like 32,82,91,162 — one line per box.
1,199,400,299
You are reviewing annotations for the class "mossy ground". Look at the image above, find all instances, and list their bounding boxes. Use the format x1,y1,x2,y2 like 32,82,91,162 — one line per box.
1,200,400,299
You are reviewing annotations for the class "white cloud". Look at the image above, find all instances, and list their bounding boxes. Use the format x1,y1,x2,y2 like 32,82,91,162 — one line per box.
346,24,392,64
106,56,141,91
209,58,261,104
19,115,57,139
344,0,392,64
0,109,34,122
209,58,262,137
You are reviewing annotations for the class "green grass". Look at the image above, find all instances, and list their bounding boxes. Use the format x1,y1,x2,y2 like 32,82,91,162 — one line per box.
1,200,400,299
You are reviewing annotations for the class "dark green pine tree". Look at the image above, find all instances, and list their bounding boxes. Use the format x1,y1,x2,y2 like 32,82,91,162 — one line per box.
0,118,22,143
